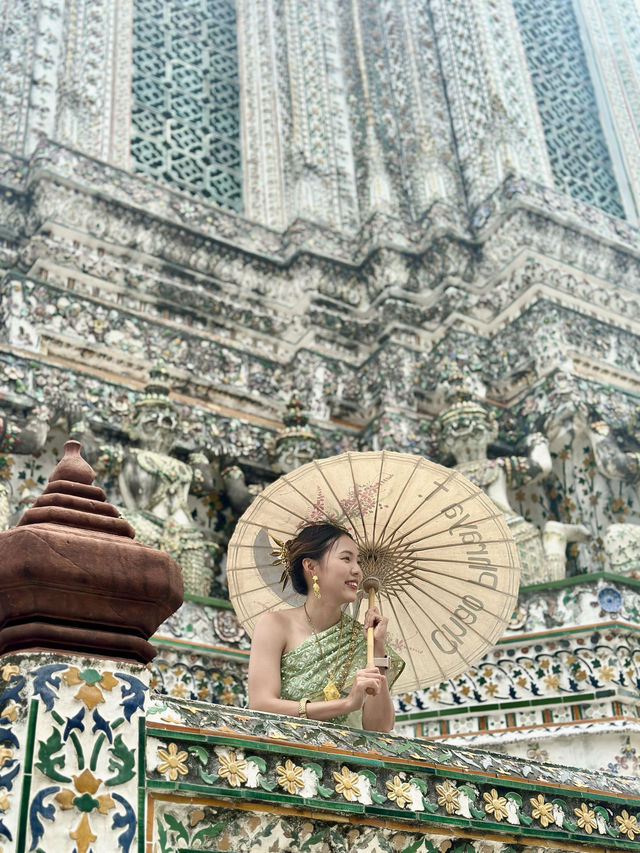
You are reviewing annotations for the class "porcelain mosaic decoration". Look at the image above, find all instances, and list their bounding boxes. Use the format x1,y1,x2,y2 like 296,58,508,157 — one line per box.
144,700,640,852
0,653,147,853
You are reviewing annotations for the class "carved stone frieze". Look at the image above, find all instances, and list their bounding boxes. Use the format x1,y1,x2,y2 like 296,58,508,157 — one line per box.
236,0,289,230
145,698,640,846
0,0,39,154
401,621,640,719
474,175,640,254
396,577,640,755
54,0,114,161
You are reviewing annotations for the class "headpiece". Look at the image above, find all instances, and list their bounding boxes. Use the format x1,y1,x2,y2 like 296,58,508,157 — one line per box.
438,370,496,440
274,394,318,446
269,533,292,589
134,363,177,414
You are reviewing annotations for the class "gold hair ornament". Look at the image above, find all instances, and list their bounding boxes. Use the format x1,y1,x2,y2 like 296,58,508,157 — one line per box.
270,534,292,590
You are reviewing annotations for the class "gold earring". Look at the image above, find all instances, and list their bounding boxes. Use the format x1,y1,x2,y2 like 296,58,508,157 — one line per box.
312,574,321,599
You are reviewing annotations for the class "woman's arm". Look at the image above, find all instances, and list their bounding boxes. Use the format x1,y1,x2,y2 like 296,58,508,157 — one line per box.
361,667,395,731
360,608,396,732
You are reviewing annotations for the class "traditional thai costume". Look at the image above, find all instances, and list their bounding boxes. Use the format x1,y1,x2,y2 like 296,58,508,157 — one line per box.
280,612,405,728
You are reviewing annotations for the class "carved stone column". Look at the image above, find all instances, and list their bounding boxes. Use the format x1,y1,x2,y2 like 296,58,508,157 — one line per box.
430,0,552,208
574,0,640,220
236,0,289,230
0,0,40,153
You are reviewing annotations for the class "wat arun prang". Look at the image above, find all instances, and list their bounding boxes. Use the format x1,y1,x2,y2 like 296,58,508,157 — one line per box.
1,2,640,849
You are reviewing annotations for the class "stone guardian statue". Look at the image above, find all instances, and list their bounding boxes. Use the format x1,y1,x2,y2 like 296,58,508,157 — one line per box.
438,381,588,585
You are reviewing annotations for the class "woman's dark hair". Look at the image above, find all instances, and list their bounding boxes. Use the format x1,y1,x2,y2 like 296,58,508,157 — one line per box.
287,522,351,595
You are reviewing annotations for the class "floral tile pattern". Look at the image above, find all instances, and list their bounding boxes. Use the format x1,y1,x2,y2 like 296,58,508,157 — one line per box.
398,620,640,714
0,662,25,850
145,698,640,850
150,645,248,707
0,652,146,853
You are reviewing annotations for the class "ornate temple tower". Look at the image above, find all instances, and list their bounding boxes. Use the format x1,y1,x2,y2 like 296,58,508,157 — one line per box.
1,0,640,817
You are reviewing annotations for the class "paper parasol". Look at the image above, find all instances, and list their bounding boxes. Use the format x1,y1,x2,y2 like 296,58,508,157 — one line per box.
226,450,520,694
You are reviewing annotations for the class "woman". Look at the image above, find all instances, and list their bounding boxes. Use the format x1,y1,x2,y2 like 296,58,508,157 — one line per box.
248,522,404,732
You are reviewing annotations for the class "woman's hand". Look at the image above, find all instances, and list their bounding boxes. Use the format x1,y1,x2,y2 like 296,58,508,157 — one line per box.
363,606,388,653
346,667,385,711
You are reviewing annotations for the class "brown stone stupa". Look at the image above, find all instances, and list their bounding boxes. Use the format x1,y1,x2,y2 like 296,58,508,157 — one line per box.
0,439,183,661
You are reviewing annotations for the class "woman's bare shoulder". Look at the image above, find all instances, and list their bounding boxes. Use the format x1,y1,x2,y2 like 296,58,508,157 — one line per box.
253,609,297,635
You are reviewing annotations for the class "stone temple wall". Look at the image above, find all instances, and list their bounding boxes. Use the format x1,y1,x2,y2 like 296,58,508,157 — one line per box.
1,0,640,787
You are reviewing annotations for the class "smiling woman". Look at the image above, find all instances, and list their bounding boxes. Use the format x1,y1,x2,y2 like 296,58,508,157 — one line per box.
247,522,404,732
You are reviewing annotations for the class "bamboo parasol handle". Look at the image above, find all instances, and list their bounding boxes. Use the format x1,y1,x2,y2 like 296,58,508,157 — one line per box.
366,585,376,669
363,579,379,696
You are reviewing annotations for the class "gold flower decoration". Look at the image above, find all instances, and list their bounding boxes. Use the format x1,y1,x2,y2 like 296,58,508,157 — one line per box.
63,667,118,710
0,665,19,681
70,813,97,853
157,743,189,781
574,803,597,834
0,702,18,723
483,788,508,822
75,683,105,711
96,793,115,815
436,780,460,815
599,665,615,683
99,671,118,691
0,748,13,769
73,769,101,795
60,770,110,814
53,768,115,853
616,809,640,840
385,775,412,809
0,790,9,812
218,751,247,787
270,534,292,589
276,759,305,795
55,789,76,810
333,766,361,802
530,794,554,827
543,674,560,691
62,667,81,686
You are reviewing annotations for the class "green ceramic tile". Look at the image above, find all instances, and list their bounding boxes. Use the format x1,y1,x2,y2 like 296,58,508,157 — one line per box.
137,783,146,853
15,772,31,853
15,698,39,853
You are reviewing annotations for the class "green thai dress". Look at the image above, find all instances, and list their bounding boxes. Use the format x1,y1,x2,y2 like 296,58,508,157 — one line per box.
280,612,405,728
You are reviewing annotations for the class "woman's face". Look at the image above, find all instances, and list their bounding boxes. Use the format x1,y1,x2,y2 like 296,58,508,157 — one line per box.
314,534,362,603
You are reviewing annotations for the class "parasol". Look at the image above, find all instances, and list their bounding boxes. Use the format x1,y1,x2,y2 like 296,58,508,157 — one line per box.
226,450,520,694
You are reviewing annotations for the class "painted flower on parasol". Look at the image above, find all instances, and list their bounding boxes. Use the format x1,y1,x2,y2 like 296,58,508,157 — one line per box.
226,451,521,694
